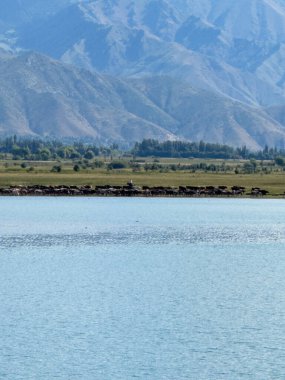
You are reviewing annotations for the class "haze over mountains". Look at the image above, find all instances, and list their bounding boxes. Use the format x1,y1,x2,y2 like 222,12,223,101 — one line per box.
1,0,285,148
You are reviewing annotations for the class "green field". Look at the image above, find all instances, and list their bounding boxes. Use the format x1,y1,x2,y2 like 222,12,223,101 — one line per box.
0,158,284,196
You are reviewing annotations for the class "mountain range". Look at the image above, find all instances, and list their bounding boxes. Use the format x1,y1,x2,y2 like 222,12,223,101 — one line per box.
1,0,285,149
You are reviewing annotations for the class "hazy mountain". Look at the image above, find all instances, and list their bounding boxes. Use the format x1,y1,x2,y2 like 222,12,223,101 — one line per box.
1,52,285,149
1,0,285,147
132,76,285,150
266,104,285,126
0,0,71,25
2,0,285,106
0,52,177,143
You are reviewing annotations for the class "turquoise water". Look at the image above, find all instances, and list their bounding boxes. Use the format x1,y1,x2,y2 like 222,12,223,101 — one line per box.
1,197,285,379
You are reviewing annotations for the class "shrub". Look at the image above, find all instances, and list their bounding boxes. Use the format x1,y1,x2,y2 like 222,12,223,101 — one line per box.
94,160,104,168
84,151,94,160
275,157,285,166
51,165,62,173
108,161,127,170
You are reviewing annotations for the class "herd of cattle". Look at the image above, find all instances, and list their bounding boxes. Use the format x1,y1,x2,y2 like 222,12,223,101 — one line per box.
0,184,272,197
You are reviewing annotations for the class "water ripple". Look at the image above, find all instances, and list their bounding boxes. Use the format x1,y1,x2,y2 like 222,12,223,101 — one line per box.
1,225,284,249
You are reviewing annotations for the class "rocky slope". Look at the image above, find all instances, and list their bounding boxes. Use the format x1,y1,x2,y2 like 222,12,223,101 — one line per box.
4,0,285,106
1,0,285,147
0,52,177,143
1,52,285,149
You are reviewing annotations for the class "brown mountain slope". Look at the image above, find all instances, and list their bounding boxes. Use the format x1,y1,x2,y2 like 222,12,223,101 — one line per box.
1,52,285,149
0,52,177,143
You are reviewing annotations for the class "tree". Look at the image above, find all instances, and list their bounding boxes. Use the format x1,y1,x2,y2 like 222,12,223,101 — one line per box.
84,151,94,160
38,148,51,161
275,157,285,166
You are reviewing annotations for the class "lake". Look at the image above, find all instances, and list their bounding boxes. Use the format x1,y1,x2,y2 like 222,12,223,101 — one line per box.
1,197,285,379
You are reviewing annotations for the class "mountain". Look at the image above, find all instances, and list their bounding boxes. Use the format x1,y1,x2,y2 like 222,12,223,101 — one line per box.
266,104,285,126
1,52,285,149
4,0,285,106
1,0,285,147
0,0,71,26
0,52,177,143
132,76,285,150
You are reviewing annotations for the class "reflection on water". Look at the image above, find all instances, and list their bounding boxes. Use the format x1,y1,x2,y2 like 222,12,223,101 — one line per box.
0,198,285,379
1,224,285,249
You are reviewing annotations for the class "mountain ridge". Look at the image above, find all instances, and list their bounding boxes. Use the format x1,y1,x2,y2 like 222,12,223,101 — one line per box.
1,51,285,149
1,1,285,147
4,0,285,106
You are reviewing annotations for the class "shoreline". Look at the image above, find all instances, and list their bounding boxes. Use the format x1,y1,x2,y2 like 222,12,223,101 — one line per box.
1,184,284,198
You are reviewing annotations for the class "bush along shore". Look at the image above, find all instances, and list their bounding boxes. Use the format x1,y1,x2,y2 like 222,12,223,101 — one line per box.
0,182,281,197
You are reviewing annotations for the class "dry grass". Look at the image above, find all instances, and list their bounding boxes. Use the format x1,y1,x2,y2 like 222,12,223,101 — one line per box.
0,168,284,196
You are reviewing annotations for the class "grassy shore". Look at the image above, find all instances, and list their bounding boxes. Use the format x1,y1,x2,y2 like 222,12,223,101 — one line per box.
0,159,284,196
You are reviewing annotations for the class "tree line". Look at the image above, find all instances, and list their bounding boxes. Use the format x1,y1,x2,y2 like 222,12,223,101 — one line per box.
0,136,114,160
132,139,285,160
0,136,285,161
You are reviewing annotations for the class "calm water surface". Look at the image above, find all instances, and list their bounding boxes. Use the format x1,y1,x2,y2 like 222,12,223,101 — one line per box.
0,197,285,379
